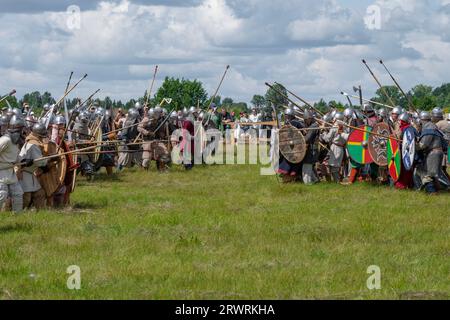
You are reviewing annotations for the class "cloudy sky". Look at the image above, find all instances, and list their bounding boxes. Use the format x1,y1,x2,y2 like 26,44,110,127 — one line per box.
1,0,449,105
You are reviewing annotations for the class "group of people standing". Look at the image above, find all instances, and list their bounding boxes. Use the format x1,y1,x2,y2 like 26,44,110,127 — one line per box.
278,103,450,195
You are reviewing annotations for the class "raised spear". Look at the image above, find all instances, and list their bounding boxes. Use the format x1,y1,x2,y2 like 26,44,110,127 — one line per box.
362,59,397,107
379,59,417,112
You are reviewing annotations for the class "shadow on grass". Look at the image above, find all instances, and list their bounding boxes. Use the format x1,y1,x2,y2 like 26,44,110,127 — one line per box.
72,201,106,210
0,222,33,234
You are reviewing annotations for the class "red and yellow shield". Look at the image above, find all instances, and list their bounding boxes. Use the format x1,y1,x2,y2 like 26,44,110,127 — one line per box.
387,136,401,182
347,126,374,164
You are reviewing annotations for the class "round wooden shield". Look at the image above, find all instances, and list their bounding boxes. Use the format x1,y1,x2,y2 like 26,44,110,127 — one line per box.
368,122,390,166
387,136,401,182
347,125,374,164
402,127,416,171
90,126,103,164
279,125,307,164
70,152,78,193
39,142,67,197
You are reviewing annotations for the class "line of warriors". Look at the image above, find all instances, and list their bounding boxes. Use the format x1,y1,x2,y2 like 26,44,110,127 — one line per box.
0,101,224,213
278,103,450,194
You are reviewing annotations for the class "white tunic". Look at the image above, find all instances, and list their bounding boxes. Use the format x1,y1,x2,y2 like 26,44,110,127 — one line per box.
321,126,349,168
0,135,20,184
18,142,48,193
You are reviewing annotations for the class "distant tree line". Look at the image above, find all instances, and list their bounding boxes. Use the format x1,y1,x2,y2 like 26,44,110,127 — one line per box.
2,79,450,116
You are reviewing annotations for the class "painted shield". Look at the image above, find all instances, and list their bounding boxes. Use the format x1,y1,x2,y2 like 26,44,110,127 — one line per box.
387,136,401,182
402,127,416,171
368,122,390,166
448,147,450,165
279,125,307,164
347,125,374,164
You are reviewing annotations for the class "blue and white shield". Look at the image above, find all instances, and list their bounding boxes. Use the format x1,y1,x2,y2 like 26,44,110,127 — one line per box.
402,127,416,171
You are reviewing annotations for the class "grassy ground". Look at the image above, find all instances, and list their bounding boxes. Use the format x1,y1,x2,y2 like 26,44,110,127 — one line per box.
0,163,449,300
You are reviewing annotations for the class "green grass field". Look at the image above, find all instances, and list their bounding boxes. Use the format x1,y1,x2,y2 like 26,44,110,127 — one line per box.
0,163,449,300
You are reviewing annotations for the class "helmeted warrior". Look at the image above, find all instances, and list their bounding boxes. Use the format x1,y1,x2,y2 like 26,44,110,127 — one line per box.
320,112,349,183
73,111,95,179
415,111,448,194
118,108,141,169
138,105,171,171
95,108,116,175
301,109,320,185
18,123,49,209
277,108,304,183
431,108,450,175
0,115,26,212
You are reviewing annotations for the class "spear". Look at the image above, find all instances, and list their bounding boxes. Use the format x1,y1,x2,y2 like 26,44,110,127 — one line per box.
266,82,401,142
341,91,394,110
379,59,417,112
203,65,231,126
274,82,324,116
62,71,74,124
145,65,158,107
0,89,16,104
362,59,397,107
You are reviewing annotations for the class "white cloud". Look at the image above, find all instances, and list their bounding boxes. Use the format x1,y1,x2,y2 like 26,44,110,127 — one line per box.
0,0,449,106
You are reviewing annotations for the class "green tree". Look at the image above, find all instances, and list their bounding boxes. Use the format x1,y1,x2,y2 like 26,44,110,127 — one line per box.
154,77,208,110
0,96,19,110
314,99,328,113
371,86,406,108
432,83,450,109
251,95,266,109
409,85,437,111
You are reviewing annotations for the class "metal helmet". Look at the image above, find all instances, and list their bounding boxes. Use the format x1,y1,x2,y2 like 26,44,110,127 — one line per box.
43,103,50,112
25,115,35,129
431,107,444,120
334,112,345,122
377,108,387,118
170,111,178,120
330,110,337,119
128,108,139,120
135,102,142,110
189,106,197,114
303,109,313,121
198,111,205,120
392,106,402,115
105,109,112,121
95,107,105,117
419,111,431,121
362,103,374,113
284,108,294,116
447,113,450,121
182,107,189,116
398,112,410,123
54,115,66,126
154,106,162,117
32,123,47,138
322,113,333,123
12,108,22,116
8,115,26,131
343,108,354,118
148,108,155,118
78,111,89,122
0,115,10,127
162,108,168,116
